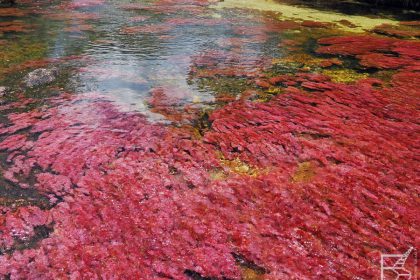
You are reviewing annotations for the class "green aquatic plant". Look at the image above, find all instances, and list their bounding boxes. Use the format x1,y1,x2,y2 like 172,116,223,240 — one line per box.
0,39,48,77
193,76,250,97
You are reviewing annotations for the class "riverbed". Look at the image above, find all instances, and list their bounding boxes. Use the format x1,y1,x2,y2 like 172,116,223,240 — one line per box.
0,0,419,279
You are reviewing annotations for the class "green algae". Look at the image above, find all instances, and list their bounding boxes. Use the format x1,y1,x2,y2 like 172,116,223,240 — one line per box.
193,76,250,97
0,38,48,77
213,0,398,33
371,69,397,85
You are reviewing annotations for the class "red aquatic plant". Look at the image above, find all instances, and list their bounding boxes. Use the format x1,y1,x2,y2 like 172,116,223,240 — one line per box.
129,15,151,22
357,52,413,69
147,87,200,122
121,24,173,34
318,34,420,70
317,35,397,56
301,20,331,28
63,0,104,9
0,8,27,17
0,0,419,279
373,23,420,38
41,11,100,21
0,20,31,33
0,64,418,278
64,24,94,33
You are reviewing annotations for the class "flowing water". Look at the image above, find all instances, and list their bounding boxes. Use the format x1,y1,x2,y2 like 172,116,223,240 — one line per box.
0,0,419,279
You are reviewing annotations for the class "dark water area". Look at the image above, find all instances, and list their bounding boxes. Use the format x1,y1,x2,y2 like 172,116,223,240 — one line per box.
0,0,419,279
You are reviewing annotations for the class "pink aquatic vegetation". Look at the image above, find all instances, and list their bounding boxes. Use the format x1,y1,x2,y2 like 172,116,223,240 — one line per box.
0,8,27,17
0,20,31,33
129,15,151,23
121,24,173,35
121,0,230,35
0,1,419,279
0,92,234,279
120,0,215,15
64,24,94,33
203,75,419,278
1,55,87,76
41,11,100,21
301,20,331,28
373,23,420,38
148,87,200,122
190,47,272,79
0,66,419,279
317,35,420,70
63,0,105,9
165,17,230,27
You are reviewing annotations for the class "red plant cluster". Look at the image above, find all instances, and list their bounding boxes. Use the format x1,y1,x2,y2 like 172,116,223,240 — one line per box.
373,23,420,38
1,58,419,280
0,0,419,279
61,0,104,9
317,35,420,70
120,0,216,15
0,20,31,33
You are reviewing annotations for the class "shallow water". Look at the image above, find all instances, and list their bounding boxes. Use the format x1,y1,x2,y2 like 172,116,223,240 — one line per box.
0,0,419,279
0,0,414,116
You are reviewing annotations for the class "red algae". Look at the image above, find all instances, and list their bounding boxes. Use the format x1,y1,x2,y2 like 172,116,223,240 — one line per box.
62,0,105,9
0,20,31,33
0,8,27,17
121,24,173,34
120,0,214,15
148,87,199,122
64,24,94,33
373,23,420,38
319,58,343,67
0,0,419,279
42,11,100,21
0,62,418,279
301,20,331,28
0,93,233,279
129,15,151,22
318,34,420,70
400,21,420,26
357,53,412,69
317,35,397,56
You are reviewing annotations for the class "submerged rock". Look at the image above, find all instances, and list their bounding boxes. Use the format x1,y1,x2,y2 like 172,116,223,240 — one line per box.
23,67,59,88
0,0,16,5
0,86,6,97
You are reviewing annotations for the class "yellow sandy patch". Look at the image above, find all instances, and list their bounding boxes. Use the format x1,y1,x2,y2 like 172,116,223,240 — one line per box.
292,161,317,183
241,267,265,280
218,156,264,177
212,0,397,33
322,69,369,83
208,168,228,180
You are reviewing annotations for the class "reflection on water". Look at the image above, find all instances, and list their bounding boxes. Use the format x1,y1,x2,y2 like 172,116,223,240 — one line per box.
0,0,415,123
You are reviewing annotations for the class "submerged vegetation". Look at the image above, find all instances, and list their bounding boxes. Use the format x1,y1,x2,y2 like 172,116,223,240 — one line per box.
0,0,418,279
